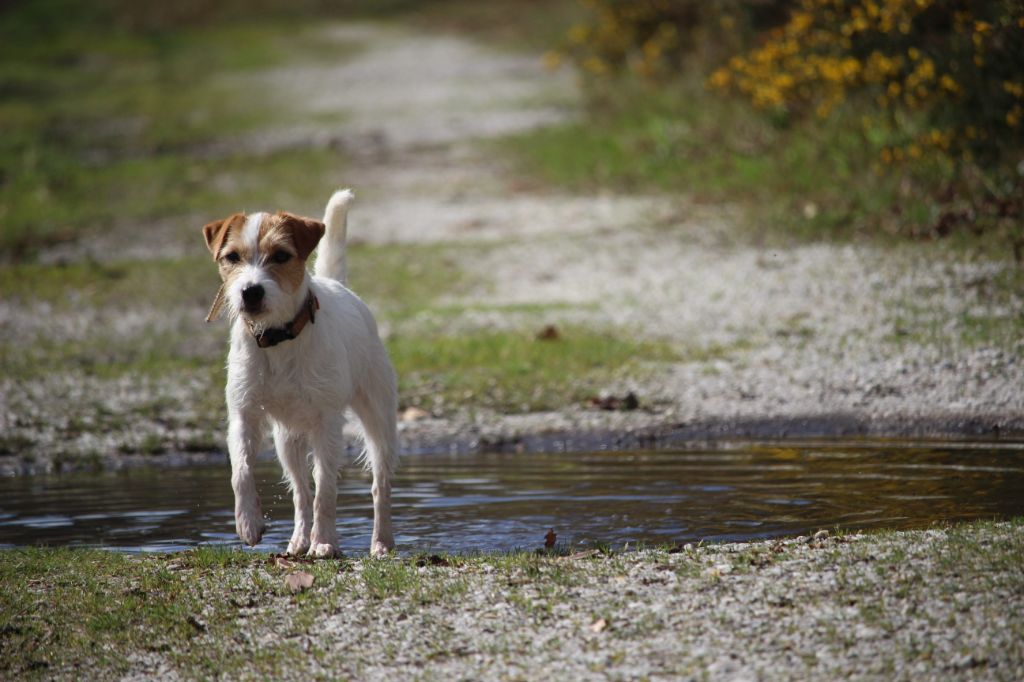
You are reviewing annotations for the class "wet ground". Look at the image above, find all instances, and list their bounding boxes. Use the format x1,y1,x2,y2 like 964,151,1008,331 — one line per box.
3,439,1022,554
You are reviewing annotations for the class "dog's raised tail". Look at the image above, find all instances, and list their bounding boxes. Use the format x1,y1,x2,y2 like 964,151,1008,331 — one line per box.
315,188,354,284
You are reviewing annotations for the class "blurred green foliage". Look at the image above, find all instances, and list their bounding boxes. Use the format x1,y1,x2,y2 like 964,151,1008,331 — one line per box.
0,0,379,259
548,0,1024,247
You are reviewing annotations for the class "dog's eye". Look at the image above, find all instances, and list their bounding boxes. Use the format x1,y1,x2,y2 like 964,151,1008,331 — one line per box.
272,250,292,264
223,252,241,264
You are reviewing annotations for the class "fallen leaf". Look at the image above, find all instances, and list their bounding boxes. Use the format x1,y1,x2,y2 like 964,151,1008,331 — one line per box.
536,324,560,341
269,552,313,567
544,528,557,548
284,571,315,593
589,618,608,633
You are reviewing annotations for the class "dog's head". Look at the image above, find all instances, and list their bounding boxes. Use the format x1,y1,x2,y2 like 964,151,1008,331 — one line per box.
202,211,325,328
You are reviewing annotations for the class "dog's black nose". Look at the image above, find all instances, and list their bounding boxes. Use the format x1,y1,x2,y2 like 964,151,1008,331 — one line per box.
241,285,265,308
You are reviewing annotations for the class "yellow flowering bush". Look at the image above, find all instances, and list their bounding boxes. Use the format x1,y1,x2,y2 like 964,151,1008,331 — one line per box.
557,0,1024,241
708,0,1023,163
563,0,1022,162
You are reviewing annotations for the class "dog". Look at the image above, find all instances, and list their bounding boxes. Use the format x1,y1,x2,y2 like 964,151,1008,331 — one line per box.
201,189,398,558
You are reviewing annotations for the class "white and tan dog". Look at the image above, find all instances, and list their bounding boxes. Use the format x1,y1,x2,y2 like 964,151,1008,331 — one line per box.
202,189,398,558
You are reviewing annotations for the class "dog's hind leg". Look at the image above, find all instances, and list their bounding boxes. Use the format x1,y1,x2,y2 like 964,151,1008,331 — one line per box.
352,375,399,557
308,415,345,558
273,422,313,556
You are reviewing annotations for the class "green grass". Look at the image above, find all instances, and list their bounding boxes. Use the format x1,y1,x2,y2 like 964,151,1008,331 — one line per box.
0,0,583,259
499,74,965,244
0,239,473,381
0,3,363,259
2,518,1021,679
400,0,582,51
0,240,471,314
0,544,592,678
390,327,681,413
347,242,479,319
884,264,1024,352
0,546,337,678
0,257,218,309
0,241,685,414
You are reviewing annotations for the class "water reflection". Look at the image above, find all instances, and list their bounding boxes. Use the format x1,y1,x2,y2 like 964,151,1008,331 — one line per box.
0,440,1022,553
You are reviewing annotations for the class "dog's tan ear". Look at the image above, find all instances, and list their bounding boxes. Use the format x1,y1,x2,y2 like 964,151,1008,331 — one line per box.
202,214,245,260
278,212,325,261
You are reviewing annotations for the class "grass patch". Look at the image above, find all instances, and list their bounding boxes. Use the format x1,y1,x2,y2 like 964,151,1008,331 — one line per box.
3,242,687,419
346,242,479,320
0,241,478,383
885,265,1024,353
2,518,1022,678
0,546,315,679
401,0,582,52
0,238,464,370
0,256,218,309
0,255,223,381
2,243,688,424
0,4,362,259
499,74,960,244
0,332,224,383
0,240,473,314
389,326,682,413
0,0,581,260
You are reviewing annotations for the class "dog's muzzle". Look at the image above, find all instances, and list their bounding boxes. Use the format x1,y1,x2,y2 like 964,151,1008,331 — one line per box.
241,284,265,314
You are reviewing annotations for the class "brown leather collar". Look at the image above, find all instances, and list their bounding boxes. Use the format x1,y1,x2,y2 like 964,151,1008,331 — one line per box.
249,290,319,348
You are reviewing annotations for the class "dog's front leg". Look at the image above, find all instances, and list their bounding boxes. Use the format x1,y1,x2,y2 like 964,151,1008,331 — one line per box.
273,423,313,556
308,416,344,558
227,409,266,546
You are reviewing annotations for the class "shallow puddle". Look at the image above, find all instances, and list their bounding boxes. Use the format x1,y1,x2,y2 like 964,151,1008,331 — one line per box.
1,440,1022,554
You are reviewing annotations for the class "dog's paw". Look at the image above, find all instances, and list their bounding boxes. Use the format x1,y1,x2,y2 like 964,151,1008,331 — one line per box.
370,534,395,558
287,535,311,556
307,542,338,559
370,540,393,558
235,502,266,547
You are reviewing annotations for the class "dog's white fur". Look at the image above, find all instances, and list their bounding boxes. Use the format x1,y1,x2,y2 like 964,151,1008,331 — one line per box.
211,190,398,558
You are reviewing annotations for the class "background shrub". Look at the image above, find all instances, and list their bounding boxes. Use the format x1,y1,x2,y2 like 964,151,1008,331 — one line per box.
554,0,1024,246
